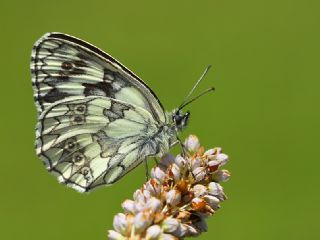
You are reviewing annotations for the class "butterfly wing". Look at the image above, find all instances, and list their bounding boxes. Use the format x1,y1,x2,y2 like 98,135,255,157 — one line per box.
36,96,167,192
31,32,166,123
31,33,176,192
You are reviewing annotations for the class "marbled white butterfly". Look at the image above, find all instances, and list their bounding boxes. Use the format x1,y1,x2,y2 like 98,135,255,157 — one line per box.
31,33,213,192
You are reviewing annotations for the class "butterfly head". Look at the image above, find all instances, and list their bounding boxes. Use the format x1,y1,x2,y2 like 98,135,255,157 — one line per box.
172,109,190,131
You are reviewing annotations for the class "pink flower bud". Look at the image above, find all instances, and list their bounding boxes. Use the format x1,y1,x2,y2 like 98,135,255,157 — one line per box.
213,170,231,182
160,233,178,240
173,223,188,237
146,197,162,212
191,197,207,211
134,201,146,213
175,154,187,169
208,182,224,197
192,167,206,182
185,224,200,236
133,212,151,233
133,189,145,202
146,225,162,239
113,213,128,236
108,230,126,240
193,184,207,197
184,135,200,152
203,148,217,157
162,217,180,232
121,199,135,214
171,164,181,182
204,195,220,210
143,190,152,200
216,153,228,166
207,160,220,172
191,157,201,170
166,189,181,207
145,179,161,197
151,167,166,183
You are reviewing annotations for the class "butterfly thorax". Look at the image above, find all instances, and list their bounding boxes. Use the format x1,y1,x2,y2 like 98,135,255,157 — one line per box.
148,124,176,157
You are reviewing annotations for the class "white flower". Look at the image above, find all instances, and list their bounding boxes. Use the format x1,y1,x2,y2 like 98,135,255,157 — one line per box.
184,135,200,152
108,135,230,240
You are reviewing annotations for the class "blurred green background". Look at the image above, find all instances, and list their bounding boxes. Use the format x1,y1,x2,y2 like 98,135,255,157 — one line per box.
1,0,319,239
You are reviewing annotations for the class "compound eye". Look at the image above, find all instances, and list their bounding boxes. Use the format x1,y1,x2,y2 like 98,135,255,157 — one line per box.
175,115,183,125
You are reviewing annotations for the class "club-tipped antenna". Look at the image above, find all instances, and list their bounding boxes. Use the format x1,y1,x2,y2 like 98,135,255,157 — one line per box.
179,87,215,110
178,65,213,110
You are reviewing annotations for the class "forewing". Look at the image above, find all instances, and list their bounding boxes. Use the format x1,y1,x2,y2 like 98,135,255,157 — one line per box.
31,32,166,123
36,96,161,192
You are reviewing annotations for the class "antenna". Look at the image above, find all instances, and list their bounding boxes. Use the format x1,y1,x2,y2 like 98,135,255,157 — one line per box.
179,87,215,110
178,65,213,110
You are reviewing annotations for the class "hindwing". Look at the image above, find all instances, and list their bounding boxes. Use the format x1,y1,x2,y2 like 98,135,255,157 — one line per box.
36,96,165,192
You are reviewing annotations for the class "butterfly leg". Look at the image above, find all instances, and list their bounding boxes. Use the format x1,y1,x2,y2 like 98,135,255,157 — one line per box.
144,158,149,181
176,136,195,177
176,136,187,157
170,140,179,148
153,157,159,165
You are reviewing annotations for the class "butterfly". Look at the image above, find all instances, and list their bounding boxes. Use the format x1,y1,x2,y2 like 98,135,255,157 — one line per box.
31,32,214,192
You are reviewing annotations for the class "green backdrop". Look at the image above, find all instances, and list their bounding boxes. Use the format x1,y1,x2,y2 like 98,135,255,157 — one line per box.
1,0,319,239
